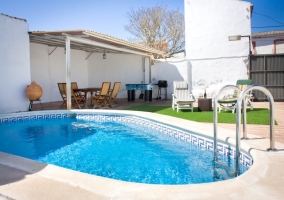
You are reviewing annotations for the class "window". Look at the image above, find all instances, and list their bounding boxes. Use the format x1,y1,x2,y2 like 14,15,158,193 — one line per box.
274,39,284,54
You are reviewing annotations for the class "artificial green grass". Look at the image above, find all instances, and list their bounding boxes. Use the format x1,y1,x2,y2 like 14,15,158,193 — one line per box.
123,105,276,125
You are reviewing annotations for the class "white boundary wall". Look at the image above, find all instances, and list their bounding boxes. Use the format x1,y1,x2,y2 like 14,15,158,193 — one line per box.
151,58,188,99
30,43,88,103
0,14,31,114
184,0,252,97
87,53,145,99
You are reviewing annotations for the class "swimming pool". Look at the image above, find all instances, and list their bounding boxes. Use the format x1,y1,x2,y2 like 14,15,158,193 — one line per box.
0,110,252,185
1,109,283,199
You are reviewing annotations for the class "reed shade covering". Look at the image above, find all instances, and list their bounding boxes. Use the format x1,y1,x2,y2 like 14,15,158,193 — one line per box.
25,81,43,100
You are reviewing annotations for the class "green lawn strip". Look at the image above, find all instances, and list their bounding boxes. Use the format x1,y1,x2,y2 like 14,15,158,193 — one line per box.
123,105,276,125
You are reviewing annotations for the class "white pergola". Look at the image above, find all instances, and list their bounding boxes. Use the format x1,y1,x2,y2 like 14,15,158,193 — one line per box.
29,30,165,109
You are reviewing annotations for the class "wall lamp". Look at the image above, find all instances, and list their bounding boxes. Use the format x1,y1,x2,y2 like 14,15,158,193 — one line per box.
228,35,252,55
103,50,106,59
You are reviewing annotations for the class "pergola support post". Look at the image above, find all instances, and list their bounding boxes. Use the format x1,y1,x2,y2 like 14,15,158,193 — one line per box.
66,38,72,110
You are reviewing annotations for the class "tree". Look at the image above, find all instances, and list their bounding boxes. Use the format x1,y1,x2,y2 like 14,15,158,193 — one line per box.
124,5,185,58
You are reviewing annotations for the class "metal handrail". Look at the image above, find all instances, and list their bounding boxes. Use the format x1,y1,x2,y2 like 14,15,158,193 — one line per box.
235,84,276,175
213,85,243,168
213,84,276,177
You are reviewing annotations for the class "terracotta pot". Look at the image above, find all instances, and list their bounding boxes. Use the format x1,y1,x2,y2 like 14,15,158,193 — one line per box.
25,81,43,100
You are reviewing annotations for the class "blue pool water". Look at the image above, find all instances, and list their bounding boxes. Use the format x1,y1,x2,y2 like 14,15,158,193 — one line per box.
0,116,249,184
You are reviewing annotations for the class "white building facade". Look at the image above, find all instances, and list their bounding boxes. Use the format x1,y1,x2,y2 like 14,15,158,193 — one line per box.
184,0,252,97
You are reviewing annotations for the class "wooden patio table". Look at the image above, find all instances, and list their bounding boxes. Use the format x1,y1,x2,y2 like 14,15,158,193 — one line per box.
73,87,101,108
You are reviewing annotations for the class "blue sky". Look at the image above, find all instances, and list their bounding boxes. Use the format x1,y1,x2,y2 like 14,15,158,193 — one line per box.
1,0,283,40
250,0,284,33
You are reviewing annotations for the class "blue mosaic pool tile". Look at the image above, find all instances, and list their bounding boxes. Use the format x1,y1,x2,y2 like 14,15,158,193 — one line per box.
44,114,50,119
111,115,119,121
16,117,23,121
206,141,214,150
120,116,126,122
224,146,230,156
118,116,123,121
92,115,98,120
49,114,56,118
9,117,17,122
2,118,9,123
157,124,163,133
157,124,163,132
179,131,185,141
76,114,83,118
0,113,70,123
37,115,44,119
111,115,118,121
243,154,253,167
23,116,30,120
217,144,224,153
0,113,253,167
174,130,179,138
192,135,198,145
30,115,37,120
56,114,62,118
167,128,173,137
198,138,205,147
227,148,232,157
83,115,90,120
162,126,167,134
184,134,191,142
105,115,111,121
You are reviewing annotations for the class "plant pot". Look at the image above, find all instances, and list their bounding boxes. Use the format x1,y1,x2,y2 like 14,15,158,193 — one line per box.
25,81,43,101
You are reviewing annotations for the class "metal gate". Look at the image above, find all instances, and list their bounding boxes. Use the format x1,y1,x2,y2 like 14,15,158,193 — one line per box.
249,54,284,101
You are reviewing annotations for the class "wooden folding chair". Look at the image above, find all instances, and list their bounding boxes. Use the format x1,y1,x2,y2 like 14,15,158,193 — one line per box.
71,82,86,109
58,83,68,108
92,82,111,109
108,82,121,107
58,82,86,109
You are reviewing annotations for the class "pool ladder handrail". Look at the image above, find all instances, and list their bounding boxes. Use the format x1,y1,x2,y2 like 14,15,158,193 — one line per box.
213,84,276,177
213,85,242,178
